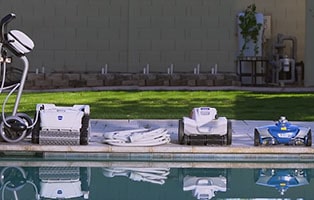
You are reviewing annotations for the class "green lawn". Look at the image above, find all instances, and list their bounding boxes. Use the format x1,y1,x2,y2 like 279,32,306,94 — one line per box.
2,90,314,121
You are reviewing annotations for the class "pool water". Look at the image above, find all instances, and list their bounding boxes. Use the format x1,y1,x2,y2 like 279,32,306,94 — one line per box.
0,160,312,200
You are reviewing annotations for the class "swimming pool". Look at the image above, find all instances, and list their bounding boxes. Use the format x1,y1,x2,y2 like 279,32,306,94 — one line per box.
0,158,312,200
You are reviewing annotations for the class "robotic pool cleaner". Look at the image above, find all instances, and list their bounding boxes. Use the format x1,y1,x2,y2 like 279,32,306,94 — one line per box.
178,107,232,145
254,116,312,146
32,104,90,145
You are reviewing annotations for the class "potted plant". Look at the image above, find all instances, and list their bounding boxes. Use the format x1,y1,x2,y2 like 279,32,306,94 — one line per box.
238,4,263,57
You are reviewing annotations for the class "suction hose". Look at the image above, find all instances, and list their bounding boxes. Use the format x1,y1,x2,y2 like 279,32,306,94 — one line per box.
103,128,170,146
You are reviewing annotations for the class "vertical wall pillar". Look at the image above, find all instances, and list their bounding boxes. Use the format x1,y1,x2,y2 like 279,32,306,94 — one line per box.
304,0,314,86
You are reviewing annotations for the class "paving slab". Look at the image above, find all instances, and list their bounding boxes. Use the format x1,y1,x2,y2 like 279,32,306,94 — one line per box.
1,119,314,162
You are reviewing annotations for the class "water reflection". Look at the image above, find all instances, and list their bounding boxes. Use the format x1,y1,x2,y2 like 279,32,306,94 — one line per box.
0,166,39,200
102,167,170,185
182,168,228,199
0,166,90,199
0,161,312,200
255,168,310,195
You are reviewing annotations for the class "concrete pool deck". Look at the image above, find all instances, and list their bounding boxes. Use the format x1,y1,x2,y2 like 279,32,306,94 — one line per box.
1,119,314,162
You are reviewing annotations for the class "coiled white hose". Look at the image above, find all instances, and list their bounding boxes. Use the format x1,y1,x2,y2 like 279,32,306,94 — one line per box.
103,128,170,146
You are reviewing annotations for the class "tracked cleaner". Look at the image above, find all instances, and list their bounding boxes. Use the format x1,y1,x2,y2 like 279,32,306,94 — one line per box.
32,104,90,145
178,107,232,145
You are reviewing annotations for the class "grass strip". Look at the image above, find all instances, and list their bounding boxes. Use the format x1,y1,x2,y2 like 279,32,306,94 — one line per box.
0,90,313,121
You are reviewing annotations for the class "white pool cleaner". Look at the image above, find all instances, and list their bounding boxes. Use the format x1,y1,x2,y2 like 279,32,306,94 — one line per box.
178,107,232,145
103,128,170,146
32,104,90,145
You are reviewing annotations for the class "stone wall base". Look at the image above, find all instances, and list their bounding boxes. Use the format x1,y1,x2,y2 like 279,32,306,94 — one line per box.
25,72,241,90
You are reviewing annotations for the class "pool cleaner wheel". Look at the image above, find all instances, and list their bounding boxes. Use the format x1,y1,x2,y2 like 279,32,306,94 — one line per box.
305,130,312,146
0,114,32,143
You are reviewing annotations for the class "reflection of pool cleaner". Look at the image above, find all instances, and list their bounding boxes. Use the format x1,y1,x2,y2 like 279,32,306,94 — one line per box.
0,166,40,200
254,116,312,146
103,128,170,146
178,107,232,145
183,176,227,200
0,166,90,200
0,13,35,143
103,167,170,185
255,168,310,195
32,104,90,145
37,167,90,199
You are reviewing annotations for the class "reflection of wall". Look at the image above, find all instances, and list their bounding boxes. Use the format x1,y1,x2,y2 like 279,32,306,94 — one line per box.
0,0,306,75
